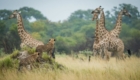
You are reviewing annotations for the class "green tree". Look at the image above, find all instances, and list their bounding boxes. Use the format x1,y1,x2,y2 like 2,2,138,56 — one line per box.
68,9,93,21
19,7,47,20
30,20,46,32
105,3,140,26
0,10,12,20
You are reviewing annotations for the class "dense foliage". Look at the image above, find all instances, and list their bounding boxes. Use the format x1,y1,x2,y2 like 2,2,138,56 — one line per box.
0,4,140,55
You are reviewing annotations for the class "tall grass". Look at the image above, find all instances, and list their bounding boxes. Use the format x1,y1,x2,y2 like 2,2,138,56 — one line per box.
0,54,140,80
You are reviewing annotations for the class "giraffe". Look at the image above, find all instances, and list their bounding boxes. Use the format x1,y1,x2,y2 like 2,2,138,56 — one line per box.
110,7,131,37
92,19,101,57
98,35,125,61
9,10,44,48
92,18,125,60
92,7,131,38
92,6,109,40
91,7,131,60
92,6,109,57
92,6,100,57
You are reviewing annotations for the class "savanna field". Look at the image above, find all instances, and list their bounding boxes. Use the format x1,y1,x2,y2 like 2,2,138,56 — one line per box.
0,2,140,80
0,50,140,80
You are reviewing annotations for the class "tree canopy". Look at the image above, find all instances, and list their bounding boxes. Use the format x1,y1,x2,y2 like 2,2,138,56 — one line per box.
0,3,140,55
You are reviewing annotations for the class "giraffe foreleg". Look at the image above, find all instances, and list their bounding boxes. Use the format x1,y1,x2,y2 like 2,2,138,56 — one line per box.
93,49,97,58
103,49,110,61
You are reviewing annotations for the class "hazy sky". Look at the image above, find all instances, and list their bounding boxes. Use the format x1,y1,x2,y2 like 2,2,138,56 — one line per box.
0,0,140,22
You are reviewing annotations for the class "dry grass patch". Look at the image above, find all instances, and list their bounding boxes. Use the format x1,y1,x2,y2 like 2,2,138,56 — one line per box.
0,54,140,80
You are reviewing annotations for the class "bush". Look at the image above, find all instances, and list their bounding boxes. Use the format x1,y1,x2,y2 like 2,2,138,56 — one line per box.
10,49,19,59
0,48,6,57
41,52,66,70
0,48,66,71
0,56,18,70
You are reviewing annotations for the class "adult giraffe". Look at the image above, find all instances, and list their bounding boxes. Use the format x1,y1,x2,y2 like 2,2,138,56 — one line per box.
110,7,131,37
9,10,44,48
92,6,109,58
9,10,56,59
92,7,131,60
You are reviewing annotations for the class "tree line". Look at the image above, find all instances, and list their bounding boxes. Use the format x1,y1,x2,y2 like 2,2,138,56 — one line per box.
0,3,140,56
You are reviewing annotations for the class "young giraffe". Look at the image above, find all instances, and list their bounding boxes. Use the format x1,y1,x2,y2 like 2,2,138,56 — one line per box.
9,10,44,48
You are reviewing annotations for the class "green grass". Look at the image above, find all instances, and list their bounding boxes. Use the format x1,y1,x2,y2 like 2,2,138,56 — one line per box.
10,49,19,59
0,55,18,70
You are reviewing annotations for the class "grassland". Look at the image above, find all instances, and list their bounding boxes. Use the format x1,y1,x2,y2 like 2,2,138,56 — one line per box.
0,53,140,80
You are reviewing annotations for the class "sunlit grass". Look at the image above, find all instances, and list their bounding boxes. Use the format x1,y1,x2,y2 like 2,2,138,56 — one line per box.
0,54,140,80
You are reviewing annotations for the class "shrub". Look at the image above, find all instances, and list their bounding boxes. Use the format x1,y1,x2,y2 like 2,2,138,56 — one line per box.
0,56,16,69
10,49,19,59
41,52,66,70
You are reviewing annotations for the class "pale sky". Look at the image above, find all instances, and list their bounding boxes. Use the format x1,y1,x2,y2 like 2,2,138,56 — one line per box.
0,0,140,22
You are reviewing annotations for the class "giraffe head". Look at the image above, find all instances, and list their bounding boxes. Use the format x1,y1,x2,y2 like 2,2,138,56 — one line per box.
9,10,20,19
91,6,102,21
121,7,131,17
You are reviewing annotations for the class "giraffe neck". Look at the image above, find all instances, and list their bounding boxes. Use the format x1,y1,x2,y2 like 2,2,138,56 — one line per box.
98,10,108,39
111,11,123,37
94,19,99,43
16,13,28,41
100,10,105,27
115,12,122,30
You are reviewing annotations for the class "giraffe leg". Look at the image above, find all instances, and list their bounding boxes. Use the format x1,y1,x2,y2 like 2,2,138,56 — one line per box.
116,52,119,62
106,51,111,61
93,50,100,59
116,50,125,61
122,53,126,60
120,53,125,61
93,49,97,58
99,49,104,59
103,49,110,61
116,52,124,62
